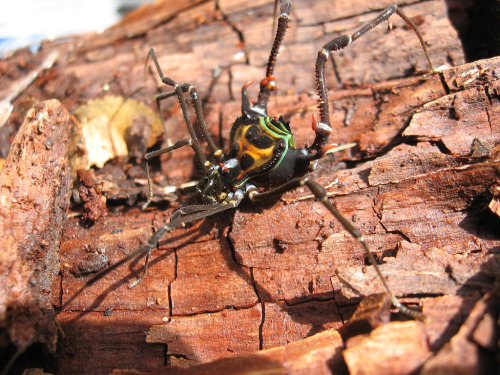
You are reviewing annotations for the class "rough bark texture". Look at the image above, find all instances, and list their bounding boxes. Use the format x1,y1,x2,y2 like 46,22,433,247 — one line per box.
0,100,72,355
0,0,499,374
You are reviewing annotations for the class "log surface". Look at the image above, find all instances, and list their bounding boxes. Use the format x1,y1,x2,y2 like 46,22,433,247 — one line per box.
0,0,499,374
0,100,72,355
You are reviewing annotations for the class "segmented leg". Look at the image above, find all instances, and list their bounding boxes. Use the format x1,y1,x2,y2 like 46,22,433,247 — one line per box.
147,48,225,164
253,1,292,114
308,4,436,152
256,2,436,157
144,49,227,207
142,139,192,209
139,49,236,282
130,189,245,287
1,189,247,375
248,176,425,320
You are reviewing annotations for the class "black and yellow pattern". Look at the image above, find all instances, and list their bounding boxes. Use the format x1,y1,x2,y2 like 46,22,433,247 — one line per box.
228,116,296,186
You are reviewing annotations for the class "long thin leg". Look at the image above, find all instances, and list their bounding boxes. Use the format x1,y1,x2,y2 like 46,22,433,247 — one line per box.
248,176,426,320
0,190,245,375
310,4,436,153
253,1,292,114
142,138,193,210
147,48,224,164
130,188,244,287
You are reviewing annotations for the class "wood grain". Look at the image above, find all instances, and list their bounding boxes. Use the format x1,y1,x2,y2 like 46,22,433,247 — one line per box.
0,0,498,374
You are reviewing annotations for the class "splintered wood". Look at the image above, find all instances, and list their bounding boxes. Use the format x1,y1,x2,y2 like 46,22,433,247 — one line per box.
0,0,498,374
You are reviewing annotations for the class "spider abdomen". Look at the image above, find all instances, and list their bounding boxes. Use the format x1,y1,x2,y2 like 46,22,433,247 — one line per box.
227,115,296,186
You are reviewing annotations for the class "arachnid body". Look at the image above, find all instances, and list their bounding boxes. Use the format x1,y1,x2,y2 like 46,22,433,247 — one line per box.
135,0,435,315
8,1,496,374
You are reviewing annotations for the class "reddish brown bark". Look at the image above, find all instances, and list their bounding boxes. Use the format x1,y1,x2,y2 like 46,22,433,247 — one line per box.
0,100,72,353
0,0,498,374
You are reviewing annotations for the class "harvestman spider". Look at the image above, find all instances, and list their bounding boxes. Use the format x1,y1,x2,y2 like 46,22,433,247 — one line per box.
135,0,435,315
3,1,436,373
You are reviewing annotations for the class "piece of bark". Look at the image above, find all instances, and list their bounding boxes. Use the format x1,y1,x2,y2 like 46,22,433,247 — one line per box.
337,293,391,341
147,305,262,364
115,328,345,375
420,294,481,352
169,240,257,315
343,321,431,375
57,310,166,375
0,0,498,374
335,241,499,304
0,100,71,350
75,169,108,222
261,300,342,350
420,291,499,375
404,61,500,155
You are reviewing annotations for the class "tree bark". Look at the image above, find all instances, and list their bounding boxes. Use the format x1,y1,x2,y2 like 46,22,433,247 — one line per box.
0,0,498,374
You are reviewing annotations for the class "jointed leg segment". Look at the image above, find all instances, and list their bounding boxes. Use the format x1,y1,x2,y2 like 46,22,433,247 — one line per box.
147,48,224,165
141,1,436,318
311,4,435,152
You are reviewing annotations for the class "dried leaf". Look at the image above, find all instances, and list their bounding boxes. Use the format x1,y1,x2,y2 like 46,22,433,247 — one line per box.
73,96,162,168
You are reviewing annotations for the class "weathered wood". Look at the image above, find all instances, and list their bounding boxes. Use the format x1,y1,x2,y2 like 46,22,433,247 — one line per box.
343,321,430,375
0,0,499,374
0,100,72,354
420,291,499,375
114,328,346,375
